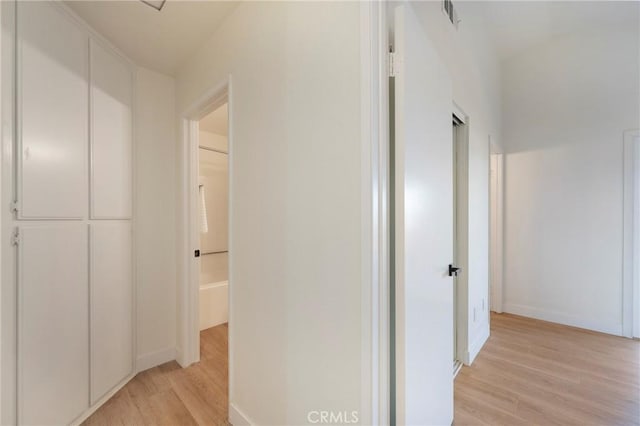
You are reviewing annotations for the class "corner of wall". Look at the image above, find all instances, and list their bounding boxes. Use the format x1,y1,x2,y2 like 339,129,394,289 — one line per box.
135,347,176,373
229,403,255,426
465,322,490,365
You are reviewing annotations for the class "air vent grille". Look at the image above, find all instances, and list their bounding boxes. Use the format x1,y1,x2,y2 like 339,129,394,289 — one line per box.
442,0,460,29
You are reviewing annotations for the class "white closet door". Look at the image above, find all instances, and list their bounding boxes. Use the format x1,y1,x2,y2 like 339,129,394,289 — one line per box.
18,2,88,219
393,4,454,425
90,40,132,219
90,222,133,403
18,225,89,425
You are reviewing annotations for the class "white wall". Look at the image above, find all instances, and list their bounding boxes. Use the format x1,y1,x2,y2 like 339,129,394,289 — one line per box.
502,27,640,335
412,1,503,362
134,67,178,368
200,130,228,152
175,2,365,424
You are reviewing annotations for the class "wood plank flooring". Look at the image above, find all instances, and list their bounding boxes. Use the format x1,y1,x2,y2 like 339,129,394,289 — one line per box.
85,314,639,425
454,313,640,426
84,324,229,426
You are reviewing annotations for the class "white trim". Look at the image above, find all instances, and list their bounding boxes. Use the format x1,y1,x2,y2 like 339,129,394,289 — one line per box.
452,105,470,365
466,324,489,364
70,371,135,426
453,361,462,378
229,402,254,426
452,102,466,125
623,129,640,338
135,347,176,373
375,2,390,424
503,303,622,336
360,2,389,425
489,143,504,314
1,2,17,422
635,135,640,339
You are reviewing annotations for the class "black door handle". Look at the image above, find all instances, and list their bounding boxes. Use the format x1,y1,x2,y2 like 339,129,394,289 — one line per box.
448,264,461,277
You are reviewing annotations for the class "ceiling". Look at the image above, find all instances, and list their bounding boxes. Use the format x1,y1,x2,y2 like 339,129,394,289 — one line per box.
200,103,228,135
65,0,239,75
460,1,640,61
65,1,639,71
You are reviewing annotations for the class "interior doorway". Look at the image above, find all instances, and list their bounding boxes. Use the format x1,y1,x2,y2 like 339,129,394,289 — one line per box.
197,103,229,333
187,101,230,422
177,82,233,421
452,108,468,373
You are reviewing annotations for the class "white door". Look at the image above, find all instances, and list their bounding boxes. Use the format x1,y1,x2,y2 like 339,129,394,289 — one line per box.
18,1,88,219
393,4,454,425
90,223,133,404
90,39,133,219
18,225,89,425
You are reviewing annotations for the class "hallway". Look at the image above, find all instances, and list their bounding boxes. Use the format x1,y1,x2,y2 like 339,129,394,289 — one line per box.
454,314,640,425
85,314,640,426
84,325,228,426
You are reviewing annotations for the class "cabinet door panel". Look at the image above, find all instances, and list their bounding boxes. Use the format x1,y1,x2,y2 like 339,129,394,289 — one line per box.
18,2,88,219
90,222,133,403
90,40,132,219
18,225,89,425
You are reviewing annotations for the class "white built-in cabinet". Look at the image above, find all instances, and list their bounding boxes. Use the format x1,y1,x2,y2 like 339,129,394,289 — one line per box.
18,1,88,219
15,2,134,424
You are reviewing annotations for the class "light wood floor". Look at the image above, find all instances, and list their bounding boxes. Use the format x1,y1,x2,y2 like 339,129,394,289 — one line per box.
84,324,229,426
85,314,639,426
455,313,640,426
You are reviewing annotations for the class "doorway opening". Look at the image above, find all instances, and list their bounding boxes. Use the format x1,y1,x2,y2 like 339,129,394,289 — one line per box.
452,106,468,372
197,103,229,333
196,100,230,368
178,80,232,424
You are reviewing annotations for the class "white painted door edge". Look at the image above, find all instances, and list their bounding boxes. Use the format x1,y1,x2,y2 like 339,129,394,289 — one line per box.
623,129,640,338
360,1,390,424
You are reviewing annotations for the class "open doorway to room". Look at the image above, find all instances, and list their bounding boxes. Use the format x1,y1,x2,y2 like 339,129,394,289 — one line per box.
196,102,230,386
178,82,232,423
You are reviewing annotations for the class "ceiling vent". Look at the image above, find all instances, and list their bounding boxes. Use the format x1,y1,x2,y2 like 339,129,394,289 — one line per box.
140,0,166,11
442,0,460,29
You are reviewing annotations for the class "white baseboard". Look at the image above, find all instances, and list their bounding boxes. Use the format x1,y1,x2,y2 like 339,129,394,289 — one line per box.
71,372,134,425
503,303,622,336
466,324,490,365
136,347,176,373
229,402,254,426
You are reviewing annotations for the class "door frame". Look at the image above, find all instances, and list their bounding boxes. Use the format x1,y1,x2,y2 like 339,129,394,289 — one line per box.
177,78,231,370
452,103,470,365
489,142,504,314
362,1,390,424
623,129,640,338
